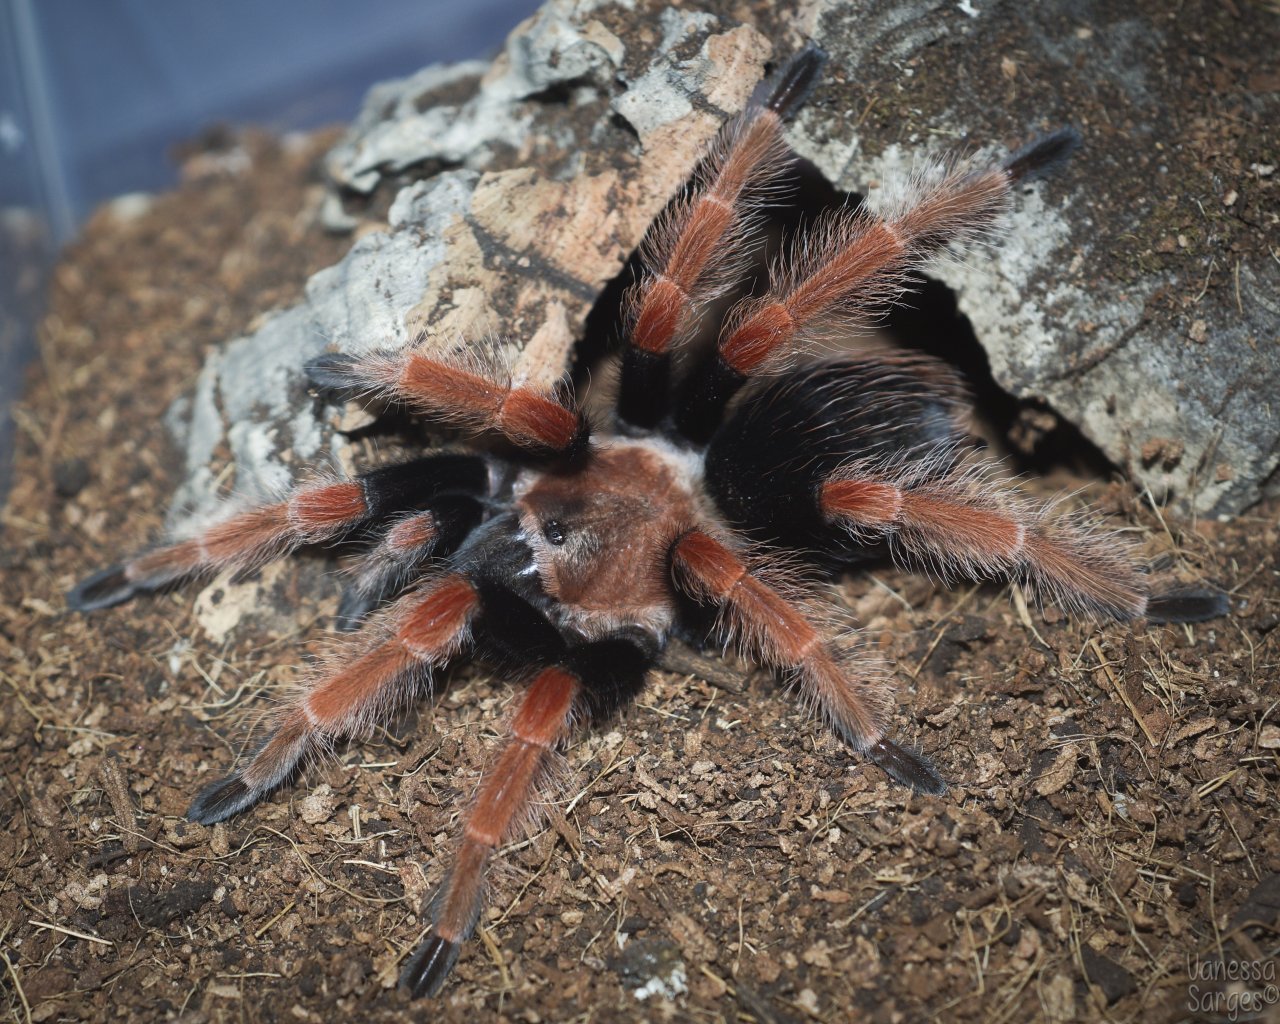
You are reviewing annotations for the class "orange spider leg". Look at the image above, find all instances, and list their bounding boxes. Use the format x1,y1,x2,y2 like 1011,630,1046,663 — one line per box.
627,110,788,359
400,666,580,998
670,528,943,791
671,530,886,747
818,449,1149,620
307,348,589,459
188,574,480,823
337,494,486,630
618,44,825,426
67,479,367,611
678,128,1082,441
68,454,489,612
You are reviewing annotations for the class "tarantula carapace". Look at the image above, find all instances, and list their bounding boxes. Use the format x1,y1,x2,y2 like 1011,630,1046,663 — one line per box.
68,44,1225,999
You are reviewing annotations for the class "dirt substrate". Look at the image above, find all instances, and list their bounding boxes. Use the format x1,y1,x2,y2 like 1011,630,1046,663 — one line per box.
2,131,1279,1024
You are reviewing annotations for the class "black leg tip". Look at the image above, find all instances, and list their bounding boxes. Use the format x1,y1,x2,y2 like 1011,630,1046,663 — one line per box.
867,738,948,796
305,353,360,393
761,41,829,120
1146,586,1231,624
400,932,461,1000
187,773,257,825
1001,127,1083,182
67,564,139,612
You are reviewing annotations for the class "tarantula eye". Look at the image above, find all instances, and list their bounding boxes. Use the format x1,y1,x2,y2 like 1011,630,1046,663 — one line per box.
542,519,568,545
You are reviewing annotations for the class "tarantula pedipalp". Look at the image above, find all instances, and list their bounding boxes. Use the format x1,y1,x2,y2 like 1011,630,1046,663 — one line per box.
68,44,1226,999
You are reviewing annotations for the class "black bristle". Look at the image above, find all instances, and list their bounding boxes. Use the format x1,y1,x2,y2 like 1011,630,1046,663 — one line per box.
560,413,594,466
1001,126,1082,182
400,933,462,999
1146,586,1230,624
867,738,948,796
431,494,486,547
758,41,828,120
472,581,567,670
187,773,257,825
67,564,141,612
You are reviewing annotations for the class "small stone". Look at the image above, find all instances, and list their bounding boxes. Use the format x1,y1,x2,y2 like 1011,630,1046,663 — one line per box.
53,458,90,499
796,988,821,1017
163,819,207,849
1223,188,1238,206
299,783,337,825
1080,946,1137,1004
1033,747,1075,796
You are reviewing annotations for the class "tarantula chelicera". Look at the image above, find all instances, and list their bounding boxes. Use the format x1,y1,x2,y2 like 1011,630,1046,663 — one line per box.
69,45,1224,999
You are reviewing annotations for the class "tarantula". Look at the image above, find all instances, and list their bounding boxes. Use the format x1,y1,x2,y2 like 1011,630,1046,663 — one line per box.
68,44,1224,999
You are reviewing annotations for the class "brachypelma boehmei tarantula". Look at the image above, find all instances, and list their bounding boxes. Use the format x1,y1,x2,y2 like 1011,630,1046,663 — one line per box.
68,45,1225,999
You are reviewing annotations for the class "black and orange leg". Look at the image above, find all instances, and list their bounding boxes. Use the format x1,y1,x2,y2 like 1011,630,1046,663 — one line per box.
703,356,970,562
307,347,590,461
669,528,944,794
67,453,488,611
187,572,481,823
616,43,825,428
675,129,1083,442
817,446,1228,623
185,530,543,826
400,633,653,998
336,494,486,630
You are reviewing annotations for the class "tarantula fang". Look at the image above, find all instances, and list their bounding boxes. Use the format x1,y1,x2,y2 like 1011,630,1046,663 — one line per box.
68,42,1226,1000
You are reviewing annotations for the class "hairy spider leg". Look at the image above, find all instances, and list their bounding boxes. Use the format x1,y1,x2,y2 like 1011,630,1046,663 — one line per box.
615,44,826,428
336,494,486,630
821,446,1148,619
187,574,480,824
399,666,579,998
401,629,653,998
307,347,590,461
675,128,1083,443
820,446,1228,623
67,454,489,611
670,528,944,793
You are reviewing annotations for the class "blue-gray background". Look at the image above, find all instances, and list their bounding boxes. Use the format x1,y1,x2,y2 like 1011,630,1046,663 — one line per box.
0,0,539,501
